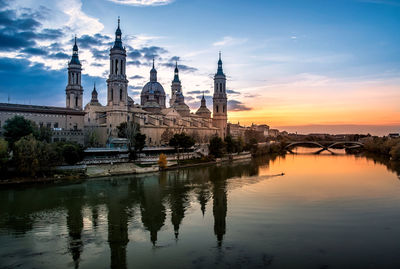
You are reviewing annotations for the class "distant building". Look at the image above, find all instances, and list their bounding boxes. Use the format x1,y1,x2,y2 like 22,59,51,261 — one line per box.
268,129,279,137
0,103,85,144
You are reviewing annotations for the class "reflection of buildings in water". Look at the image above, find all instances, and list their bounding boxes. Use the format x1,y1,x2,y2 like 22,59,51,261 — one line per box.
212,177,227,247
107,195,129,269
138,176,166,246
65,188,85,269
167,174,190,239
197,184,211,217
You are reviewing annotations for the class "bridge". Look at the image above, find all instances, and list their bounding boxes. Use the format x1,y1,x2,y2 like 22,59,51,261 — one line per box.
285,141,364,154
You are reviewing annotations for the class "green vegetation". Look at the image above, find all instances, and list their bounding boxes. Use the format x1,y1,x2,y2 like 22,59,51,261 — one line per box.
208,136,225,158
363,137,400,159
169,132,195,162
0,115,84,179
116,121,147,159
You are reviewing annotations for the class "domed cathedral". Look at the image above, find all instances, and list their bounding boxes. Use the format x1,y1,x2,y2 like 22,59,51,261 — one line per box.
196,93,211,119
170,62,191,117
212,52,228,138
66,36,83,110
140,59,166,113
82,18,228,146
106,17,129,134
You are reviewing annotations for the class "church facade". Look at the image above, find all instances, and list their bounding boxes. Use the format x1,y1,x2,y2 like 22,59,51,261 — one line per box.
84,20,228,146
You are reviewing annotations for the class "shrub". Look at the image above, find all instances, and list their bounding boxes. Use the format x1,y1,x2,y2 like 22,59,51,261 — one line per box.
158,153,168,169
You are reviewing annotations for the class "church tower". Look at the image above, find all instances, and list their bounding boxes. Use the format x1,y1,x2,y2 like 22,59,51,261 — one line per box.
212,52,228,137
106,18,129,133
170,61,181,107
66,37,83,110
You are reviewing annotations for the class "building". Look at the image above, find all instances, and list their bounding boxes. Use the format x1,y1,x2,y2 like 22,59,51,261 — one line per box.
84,19,227,146
0,37,86,144
0,18,229,147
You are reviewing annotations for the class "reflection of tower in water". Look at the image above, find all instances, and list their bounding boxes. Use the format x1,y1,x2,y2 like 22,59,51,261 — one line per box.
138,176,166,246
212,178,227,247
167,171,191,240
107,195,129,269
65,188,84,269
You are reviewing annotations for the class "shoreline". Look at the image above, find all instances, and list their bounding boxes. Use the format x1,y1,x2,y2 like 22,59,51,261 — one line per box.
0,154,253,187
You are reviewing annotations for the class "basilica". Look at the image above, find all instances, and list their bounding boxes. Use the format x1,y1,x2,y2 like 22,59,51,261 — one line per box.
81,19,228,146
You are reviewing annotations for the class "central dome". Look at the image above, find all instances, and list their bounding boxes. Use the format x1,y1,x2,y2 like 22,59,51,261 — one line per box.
140,81,166,109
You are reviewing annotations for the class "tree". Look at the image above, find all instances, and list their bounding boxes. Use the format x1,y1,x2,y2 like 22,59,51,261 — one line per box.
3,116,36,148
158,153,167,170
161,128,174,145
209,136,225,158
0,138,9,177
62,143,83,165
35,126,52,143
390,143,400,161
134,133,146,159
169,133,194,161
225,135,235,154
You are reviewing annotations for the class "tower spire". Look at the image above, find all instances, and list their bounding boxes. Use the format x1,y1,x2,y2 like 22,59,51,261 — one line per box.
113,17,123,49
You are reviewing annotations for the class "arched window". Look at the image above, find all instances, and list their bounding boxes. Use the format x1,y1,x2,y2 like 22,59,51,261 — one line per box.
116,59,119,74
120,88,123,101
75,96,78,107
216,105,219,113
223,105,225,113
120,60,123,75
111,89,113,101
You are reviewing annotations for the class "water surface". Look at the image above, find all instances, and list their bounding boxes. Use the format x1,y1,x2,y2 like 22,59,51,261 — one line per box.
1,150,400,268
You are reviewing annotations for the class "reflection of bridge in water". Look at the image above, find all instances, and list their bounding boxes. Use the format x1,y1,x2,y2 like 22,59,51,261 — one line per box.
285,141,364,155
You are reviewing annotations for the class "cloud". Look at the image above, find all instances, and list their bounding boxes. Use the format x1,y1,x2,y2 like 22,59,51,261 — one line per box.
106,0,174,6
129,85,142,90
91,48,109,60
228,100,252,111
129,75,144,80
187,90,210,95
213,36,247,47
226,89,240,95
77,34,111,49
161,62,197,72
140,46,168,60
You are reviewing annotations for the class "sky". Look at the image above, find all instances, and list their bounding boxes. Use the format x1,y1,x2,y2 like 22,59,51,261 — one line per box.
0,0,399,135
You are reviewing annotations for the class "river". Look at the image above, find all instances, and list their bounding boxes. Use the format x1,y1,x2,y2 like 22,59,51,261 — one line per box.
1,149,400,268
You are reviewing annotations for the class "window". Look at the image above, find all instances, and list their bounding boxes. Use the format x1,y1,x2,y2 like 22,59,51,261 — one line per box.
111,89,113,101
116,59,119,74
223,105,225,113
47,123,51,128
216,105,219,113
39,122,43,128
120,88,123,101
75,96,78,107
54,122,59,128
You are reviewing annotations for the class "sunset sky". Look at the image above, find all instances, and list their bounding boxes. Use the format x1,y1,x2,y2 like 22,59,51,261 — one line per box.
0,0,399,134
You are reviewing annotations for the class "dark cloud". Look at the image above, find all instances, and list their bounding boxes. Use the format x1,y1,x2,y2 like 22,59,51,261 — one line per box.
129,85,142,90
227,89,241,94
187,90,210,95
91,48,109,60
127,60,142,66
20,47,47,56
127,48,141,60
161,62,197,72
228,100,252,111
170,56,180,62
36,28,63,40
48,52,69,60
91,63,104,67
129,75,144,80
140,46,168,60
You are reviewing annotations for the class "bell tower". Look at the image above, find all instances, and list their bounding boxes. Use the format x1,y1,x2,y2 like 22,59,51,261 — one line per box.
66,36,83,110
106,17,129,134
212,52,228,137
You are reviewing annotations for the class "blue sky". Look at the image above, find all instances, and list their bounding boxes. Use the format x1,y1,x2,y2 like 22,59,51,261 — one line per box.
0,0,399,134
